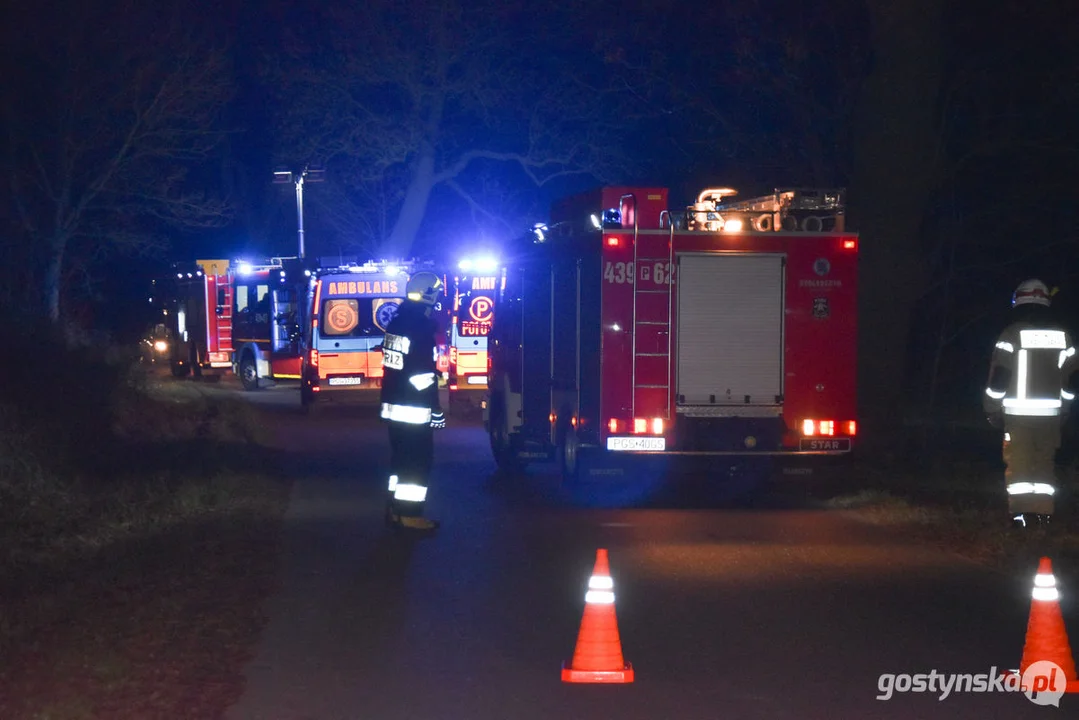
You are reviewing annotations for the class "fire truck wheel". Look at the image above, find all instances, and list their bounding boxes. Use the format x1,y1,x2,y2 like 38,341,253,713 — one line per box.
170,361,190,378
488,396,525,474
559,427,582,484
239,353,259,391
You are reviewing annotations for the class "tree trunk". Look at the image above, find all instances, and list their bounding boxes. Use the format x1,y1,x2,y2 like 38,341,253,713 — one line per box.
381,151,436,259
44,232,67,323
847,0,944,452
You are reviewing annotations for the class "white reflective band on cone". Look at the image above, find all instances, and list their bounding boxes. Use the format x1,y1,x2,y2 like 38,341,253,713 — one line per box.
986,388,1006,400
1061,347,1077,368
996,341,1015,353
1032,571,1059,601
588,575,614,590
388,474,399,491
409,372,436,391
585,590,616,604
381,403,433,424
1034,587,1060,602
1007,482,1055,495
1035,573,1057,588
393,483,428,502
1063,390,1075,401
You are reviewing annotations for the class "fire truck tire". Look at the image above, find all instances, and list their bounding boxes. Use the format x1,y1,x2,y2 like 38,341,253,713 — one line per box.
239,353,260,391
558,426,582,484
488,395,525,474
170,361,190,378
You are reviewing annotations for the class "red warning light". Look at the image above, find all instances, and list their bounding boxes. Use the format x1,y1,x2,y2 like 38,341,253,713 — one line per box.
607,236,620,247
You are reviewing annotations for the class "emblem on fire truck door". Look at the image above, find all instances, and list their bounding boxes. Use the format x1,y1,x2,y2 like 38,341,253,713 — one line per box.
813,258,831,276
812,297,830,319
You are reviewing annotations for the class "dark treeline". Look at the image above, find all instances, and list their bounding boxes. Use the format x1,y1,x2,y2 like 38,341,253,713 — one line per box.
1,0,1077,439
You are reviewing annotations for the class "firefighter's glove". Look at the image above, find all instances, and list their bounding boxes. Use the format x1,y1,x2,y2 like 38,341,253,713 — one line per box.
987,413,1003,430
430,411,446,430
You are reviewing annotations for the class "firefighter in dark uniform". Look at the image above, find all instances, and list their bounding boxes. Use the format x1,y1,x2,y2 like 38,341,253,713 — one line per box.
380,271,446,531
983,279,1078,529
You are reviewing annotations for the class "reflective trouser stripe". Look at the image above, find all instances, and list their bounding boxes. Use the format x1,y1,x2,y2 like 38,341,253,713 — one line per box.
409,372,436,390
1007,482,1055,495
394,483,427,502
387,474,399,492
380,403,432,424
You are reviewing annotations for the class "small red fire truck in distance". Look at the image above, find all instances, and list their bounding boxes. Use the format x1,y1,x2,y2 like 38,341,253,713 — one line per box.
446,255,500,412
162,259,236,379
484,185,857,482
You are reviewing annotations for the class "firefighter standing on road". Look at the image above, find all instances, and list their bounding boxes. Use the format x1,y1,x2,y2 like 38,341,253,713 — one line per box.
380,271,446,532
983,279,1078,529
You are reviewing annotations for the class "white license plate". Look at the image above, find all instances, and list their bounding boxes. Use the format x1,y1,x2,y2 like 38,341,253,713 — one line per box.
466,375,488,385
606,436,666,452
328,376,364,386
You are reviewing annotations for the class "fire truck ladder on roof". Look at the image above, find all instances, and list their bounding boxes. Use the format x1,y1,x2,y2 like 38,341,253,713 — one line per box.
629,196,673,422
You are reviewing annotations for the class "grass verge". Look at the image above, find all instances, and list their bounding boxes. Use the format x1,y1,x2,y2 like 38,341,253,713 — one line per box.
809,456,1079,573
0,348,290,720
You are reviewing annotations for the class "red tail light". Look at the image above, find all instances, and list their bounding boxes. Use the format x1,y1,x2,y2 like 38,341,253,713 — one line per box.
842,239,857,250
309,349,319,368
802,419,856,437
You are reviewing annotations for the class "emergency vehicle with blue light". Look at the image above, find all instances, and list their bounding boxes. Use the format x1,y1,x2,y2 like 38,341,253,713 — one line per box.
300,259,450,408
160,257,307,386
484,186,858,482
446,255,500,411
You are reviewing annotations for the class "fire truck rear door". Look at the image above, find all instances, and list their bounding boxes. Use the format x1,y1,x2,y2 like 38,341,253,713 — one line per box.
675,253,785,409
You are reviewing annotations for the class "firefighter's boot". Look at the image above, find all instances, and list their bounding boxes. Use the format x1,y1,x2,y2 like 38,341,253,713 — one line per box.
397,516,440,532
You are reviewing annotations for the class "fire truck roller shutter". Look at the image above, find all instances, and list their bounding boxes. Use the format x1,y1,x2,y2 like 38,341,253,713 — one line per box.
676,253,784,409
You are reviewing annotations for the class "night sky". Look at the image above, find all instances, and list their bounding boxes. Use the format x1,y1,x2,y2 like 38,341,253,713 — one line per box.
2,0,1078,419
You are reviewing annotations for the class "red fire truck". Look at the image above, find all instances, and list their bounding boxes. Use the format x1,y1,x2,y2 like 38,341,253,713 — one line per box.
446,255,500,412
484,185,857,482
162,257,309,389
299,259,450,408
162,259,236,380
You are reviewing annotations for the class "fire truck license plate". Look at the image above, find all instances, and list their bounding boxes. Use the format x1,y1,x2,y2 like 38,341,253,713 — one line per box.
328,376,364,386
606,436,666,452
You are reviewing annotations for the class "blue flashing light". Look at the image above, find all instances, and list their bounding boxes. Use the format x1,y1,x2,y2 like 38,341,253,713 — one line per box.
237,262,254,275
458,259,473,271
474,257,498,273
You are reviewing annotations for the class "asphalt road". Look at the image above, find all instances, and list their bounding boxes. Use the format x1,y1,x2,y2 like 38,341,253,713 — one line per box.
184,378,1077,719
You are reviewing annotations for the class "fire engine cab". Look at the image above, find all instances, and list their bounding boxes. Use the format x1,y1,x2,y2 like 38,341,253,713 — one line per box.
484,186,857,482
300,259,450,408
447,255,500,412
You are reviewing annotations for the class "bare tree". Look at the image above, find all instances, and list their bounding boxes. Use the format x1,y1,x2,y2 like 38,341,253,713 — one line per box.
846,0,945,443
4,0,234,323
266,0,652,258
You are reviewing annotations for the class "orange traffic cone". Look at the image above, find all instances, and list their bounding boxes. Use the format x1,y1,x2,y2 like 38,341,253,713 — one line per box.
562,548,634,684
1013,557,1079,693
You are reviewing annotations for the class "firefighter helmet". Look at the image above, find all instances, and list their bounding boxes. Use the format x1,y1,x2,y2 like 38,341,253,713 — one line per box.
406,271,444,306
1012,279,1051,308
